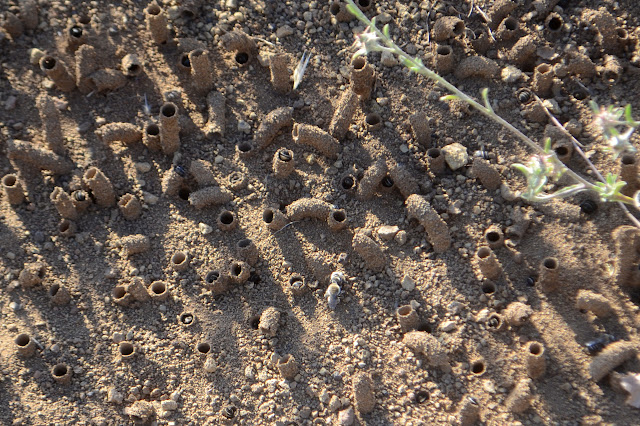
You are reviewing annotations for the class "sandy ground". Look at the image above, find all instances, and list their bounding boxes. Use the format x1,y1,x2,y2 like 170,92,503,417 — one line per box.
2,0,640,424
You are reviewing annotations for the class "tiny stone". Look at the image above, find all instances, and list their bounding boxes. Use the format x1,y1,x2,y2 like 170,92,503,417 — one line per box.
112,332,125,343
395,230,407,245
204,356,217,372
237,120,251,133
199,223,213,235
399,144,409,153
338,407,355,425
439,320,456,332
135,162,152,173
401,275,416,291
29,48,45,66
381,51,398,67
501,66,522,83
161,400,178,411
4,96,17,110
276,25,294,38
143,192,159,205
108,387,124,404
378,225,399,241
441,143,468,170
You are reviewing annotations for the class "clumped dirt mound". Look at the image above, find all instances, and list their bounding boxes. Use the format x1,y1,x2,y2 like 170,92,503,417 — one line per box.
1,0,640,424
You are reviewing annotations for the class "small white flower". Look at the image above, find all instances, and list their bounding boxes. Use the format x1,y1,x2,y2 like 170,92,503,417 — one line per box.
293,51,312,90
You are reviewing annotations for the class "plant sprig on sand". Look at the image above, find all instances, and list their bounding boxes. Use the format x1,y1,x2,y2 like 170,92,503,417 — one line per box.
344,0,640,223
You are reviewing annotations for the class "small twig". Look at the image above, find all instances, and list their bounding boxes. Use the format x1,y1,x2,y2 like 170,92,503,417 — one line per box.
272,220,301,235
474,5,495,41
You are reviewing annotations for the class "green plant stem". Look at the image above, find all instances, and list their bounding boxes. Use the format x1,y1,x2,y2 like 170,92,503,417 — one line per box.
345,1,603,196
536,95,640,228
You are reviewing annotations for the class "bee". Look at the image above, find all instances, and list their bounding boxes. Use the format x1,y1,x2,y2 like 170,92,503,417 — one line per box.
325,272,345,310
473,144,493,161
515,88,533,104
585,334,615,355
174,165,187,177
579,199,598,215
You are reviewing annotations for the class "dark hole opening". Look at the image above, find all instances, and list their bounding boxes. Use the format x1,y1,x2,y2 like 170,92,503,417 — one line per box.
330,3,340,15
427,148,440,158
146,123,159,136
74,190,86,201
197,342,211,353
543,258,557,270
482,282,496,294
220,211,234,225
147,4,161,15
555,146,568,157
235,52,249,64
248,272,261,283
263,209,274,223
415,390,430,403
237,141,253,153
151,282,166,294
366,114,381,126
249,315,260,329
238,239,251,248
113,286,126,298
416,323,432,333
529,343,542,355
120,343,134,356
53,364,68,377
231,263,243,277
381,176,394,187
161,103,176,117
181,54,191,68
548,16,562,31
504,18,517,31
352,56,366,70
50,284,60,297
178,188,191,200
477,247,491,259
341,176,355,190
3,175,16,186
172,252,186,264
16,334,30,347
471,361,485,374
42,57,56,70
436,45,451,56
59,221,70,232
358,0,371,7
622,154,636,165
128,64,140,73
332,210,346,222
453,21,465,35
486,231,500,242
